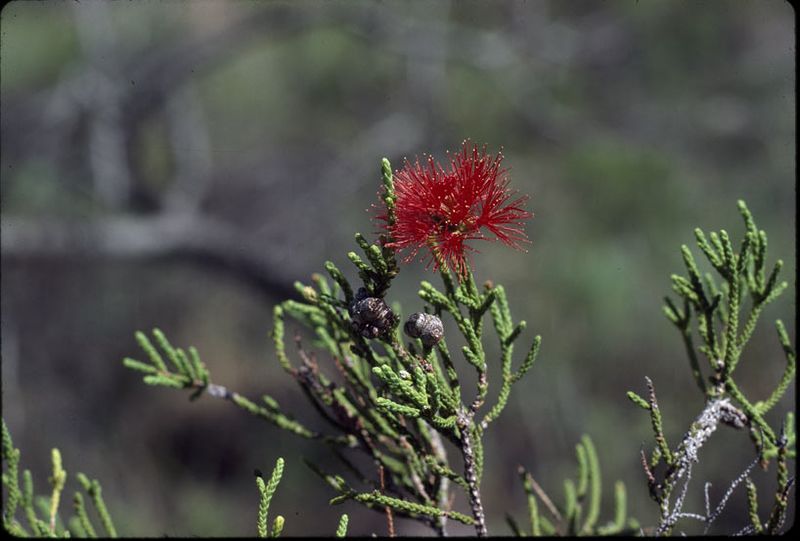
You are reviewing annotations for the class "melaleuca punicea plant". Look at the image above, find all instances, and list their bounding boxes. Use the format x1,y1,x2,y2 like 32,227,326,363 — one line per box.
124,141,543,536
626,200,795,535
1,420,118,538
271,142,542,536
118,145,793,537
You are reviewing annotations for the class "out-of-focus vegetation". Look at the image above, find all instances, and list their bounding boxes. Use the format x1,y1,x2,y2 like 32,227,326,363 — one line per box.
1,0,793,536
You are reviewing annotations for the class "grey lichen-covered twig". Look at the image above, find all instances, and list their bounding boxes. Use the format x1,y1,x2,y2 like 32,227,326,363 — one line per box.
651,393,749,534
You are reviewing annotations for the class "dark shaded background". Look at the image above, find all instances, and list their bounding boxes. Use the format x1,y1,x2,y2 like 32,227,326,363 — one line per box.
1,0,794,536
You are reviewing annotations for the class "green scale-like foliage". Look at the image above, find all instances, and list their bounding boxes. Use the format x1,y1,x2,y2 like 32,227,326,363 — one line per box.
251,455,349,537
124,328,350,446
1,420,118,538
507,435,638,536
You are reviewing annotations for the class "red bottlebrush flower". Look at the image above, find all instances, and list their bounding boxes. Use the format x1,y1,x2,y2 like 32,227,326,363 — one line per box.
380,141,532,277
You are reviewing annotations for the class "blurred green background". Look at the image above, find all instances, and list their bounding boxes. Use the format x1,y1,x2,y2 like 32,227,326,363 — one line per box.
1,0,794,536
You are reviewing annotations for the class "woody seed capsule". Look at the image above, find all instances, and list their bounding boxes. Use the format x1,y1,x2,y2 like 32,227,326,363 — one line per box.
404,312,444,348
349,287,397,339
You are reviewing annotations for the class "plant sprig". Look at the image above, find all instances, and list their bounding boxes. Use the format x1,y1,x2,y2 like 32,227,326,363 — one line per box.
2,420,118,538
509,435,637,536
124,329,348,445
631,200,794,535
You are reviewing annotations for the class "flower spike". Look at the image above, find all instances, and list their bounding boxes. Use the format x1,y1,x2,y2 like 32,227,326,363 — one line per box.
378,141,531,277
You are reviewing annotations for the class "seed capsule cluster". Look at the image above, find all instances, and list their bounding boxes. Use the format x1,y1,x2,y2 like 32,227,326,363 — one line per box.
404,312,444,348
349,287,397,339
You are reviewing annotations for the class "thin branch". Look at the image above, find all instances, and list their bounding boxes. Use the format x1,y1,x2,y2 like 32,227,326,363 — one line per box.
526,470,563,523
457,412,487,537
379,465,396,537
703,455,759,534
428,427,450,537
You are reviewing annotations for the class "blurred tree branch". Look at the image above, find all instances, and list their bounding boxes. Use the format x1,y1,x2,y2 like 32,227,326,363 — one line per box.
2,4,428,303
1,214,296,301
